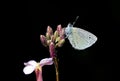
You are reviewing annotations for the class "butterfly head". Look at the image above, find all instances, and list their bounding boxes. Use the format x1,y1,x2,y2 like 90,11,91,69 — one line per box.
65,23,73,37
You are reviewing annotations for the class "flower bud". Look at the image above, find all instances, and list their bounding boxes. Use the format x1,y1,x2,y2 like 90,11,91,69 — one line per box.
40,35,47,47
46,32,51,40
56,39,65,47
54,30,58,40
57,24,62,35
55,37,60,43
49,42,56,58
47,40,51,46
47,26,53,35
60,28,65,39
51,35,55,42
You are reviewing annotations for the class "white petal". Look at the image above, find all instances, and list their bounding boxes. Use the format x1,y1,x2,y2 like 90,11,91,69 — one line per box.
23,65,35,75
40,58,53,67
24,60,37,67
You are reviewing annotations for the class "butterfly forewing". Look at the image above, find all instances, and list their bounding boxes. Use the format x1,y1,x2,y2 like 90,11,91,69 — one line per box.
67,27,97,50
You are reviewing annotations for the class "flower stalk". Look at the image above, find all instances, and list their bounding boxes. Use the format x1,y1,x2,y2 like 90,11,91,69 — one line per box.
53,57,59,81
40,25,65,81
49,42,59,81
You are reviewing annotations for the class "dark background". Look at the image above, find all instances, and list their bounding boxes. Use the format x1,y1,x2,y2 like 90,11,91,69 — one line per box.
14,0,119,81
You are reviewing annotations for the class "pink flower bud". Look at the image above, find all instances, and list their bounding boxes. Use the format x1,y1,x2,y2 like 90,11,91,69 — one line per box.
49,42,56,58
60,28,65,39
40,35,47,47
47,26,53,35
57,24,62,35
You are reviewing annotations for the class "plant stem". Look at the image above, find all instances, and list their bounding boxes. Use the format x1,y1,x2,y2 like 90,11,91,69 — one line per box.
49,42,59,81
53,57,59,81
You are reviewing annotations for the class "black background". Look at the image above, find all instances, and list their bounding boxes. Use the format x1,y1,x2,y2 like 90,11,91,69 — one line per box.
13,0,120,81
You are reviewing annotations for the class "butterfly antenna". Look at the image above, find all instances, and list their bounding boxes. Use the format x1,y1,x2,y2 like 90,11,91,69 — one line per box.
72,16,79,26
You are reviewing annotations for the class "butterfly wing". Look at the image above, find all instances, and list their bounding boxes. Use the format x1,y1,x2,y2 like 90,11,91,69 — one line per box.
67,27,97,50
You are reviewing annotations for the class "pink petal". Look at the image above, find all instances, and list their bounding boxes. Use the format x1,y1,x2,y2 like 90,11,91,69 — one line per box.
23,65,35,75
40,58,53,67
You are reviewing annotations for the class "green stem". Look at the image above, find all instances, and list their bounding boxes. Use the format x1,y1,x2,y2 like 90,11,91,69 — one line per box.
53,57,59,81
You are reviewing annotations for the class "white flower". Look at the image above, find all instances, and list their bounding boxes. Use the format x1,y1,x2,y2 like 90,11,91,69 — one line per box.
23,58,53,75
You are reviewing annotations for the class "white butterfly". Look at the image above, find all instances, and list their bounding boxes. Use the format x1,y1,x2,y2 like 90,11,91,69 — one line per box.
65,23,97,50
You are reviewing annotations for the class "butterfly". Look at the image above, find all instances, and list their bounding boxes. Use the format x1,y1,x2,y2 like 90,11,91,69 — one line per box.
64,16,97,50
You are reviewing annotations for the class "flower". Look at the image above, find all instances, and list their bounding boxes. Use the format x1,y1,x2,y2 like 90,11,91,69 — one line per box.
23,58,53,75
23,58,53,81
